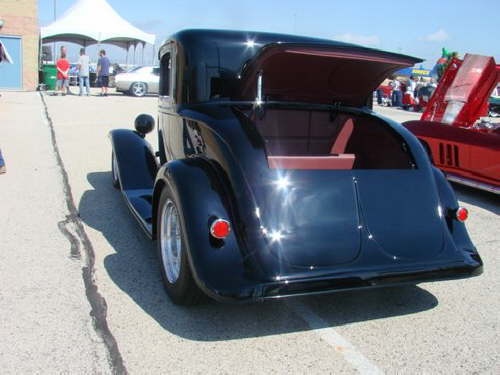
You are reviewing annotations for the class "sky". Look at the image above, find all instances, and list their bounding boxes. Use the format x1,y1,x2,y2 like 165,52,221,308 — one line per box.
39,0,500,67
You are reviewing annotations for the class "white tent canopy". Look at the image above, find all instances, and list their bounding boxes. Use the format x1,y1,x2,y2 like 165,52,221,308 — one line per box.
41,0,155,49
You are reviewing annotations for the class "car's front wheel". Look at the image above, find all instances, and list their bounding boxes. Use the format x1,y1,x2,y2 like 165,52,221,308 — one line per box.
130,82,147,97
156,186,205,305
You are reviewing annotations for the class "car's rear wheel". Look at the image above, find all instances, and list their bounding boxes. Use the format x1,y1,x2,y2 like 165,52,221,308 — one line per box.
130,82,147,97
111,152,120,189
157,186,205,305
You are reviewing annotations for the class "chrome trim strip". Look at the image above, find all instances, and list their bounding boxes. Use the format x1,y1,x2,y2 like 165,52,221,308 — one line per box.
447,174,500,195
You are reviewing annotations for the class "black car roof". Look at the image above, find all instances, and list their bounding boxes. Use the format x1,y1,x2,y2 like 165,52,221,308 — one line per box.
158,29,422,105
161,29,421,63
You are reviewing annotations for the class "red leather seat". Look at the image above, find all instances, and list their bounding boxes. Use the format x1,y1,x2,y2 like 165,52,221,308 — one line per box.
330,118,354,154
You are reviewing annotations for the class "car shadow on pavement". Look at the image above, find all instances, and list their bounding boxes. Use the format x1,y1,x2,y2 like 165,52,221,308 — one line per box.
452,183,499,215
79,171,439,342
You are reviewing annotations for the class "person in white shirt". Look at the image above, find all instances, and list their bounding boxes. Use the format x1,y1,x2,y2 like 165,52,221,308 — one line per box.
78,48,90,96
390,78,402,107
407,76,417,98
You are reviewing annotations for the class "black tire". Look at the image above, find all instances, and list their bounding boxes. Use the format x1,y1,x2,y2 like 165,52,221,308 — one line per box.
130,82,147,97
156,185,205,305
111,152,120,189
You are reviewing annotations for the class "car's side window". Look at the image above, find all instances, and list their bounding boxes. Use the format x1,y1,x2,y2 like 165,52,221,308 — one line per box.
160,53,171,97
152,67,160,76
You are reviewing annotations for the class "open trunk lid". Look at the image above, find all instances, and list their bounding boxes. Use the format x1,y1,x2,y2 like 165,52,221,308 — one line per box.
239,44,422,107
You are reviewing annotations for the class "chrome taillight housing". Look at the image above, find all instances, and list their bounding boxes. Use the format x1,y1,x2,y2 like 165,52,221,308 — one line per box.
210,219,231,239
455,207,469,222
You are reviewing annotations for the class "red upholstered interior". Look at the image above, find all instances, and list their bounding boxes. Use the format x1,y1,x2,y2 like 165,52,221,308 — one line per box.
268,155,355,170
238,45,418,106
254,108,416,170
330,118,354,154
254,109,356,169
255,109,353,155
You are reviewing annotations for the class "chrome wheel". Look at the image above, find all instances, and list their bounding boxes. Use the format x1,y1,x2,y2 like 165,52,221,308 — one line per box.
131,82,146,97
160,199,182,283
111,152,120,188
112,153,119,180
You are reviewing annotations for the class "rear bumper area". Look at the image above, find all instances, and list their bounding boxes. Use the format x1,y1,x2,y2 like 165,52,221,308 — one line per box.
207,256,483,303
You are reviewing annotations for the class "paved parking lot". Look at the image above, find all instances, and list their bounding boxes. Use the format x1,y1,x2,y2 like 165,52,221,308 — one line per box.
0,90,498,374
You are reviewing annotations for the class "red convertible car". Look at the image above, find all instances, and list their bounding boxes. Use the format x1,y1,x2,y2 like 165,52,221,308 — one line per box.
405,54,500,194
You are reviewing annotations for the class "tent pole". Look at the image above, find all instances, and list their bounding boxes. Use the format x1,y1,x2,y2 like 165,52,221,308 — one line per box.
97,32,101,63
141,42,145,65
152,44,156,66
52,0,57,63
133,44,136,66
125,42,129,67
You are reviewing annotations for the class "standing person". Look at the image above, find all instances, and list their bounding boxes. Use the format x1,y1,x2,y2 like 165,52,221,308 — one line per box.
407,76,417,98
97,49,110,96
390,78,402,107
0,42,11,172
78,48,90,96
0,149,6,174
428,78,437,90
415,77,424,98
59,45,71,94
56,50,70,96
376,87,383,105
403,75,417,110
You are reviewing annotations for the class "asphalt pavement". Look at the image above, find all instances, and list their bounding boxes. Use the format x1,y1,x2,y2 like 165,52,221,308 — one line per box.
0,91,498,374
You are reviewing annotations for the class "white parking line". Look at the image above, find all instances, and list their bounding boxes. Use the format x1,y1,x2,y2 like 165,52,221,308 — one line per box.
289,300,384,375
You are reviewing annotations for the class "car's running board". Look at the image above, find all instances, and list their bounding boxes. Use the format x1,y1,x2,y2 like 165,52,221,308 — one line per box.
109,129,158,238
123,189,154,238
447,173,499,195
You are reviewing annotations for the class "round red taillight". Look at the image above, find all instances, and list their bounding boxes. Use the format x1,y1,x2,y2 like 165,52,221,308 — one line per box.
210,219,231,239
456,207,469,222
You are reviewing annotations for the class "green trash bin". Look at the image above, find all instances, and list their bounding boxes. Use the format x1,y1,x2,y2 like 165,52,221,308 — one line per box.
42,64,58,90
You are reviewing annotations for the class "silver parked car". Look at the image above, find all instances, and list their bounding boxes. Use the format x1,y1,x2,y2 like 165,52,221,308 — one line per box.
115,66,160,97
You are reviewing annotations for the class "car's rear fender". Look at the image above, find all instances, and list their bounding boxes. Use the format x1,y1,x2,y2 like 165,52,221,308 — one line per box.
431,166,477,254
153,158,262,301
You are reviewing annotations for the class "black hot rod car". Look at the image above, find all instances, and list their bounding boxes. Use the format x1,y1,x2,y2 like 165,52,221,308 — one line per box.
110,29,482,305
